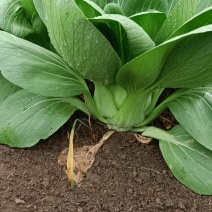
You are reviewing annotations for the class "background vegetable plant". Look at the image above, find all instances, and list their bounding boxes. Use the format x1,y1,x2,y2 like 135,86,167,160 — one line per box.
0,0,212,194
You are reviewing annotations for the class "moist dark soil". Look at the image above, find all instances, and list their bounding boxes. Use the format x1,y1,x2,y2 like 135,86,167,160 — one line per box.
0,115,212,212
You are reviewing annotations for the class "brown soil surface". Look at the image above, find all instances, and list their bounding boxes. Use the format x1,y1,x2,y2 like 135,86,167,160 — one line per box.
0,118,212,212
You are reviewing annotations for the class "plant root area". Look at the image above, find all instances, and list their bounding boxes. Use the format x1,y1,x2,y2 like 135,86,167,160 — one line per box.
0,117,212,212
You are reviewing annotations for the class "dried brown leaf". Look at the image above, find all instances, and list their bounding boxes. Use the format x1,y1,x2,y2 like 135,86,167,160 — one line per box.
133,133,152,144
58,131,115,187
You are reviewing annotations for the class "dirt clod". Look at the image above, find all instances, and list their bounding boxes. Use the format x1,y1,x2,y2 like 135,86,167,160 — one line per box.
15,199,26,205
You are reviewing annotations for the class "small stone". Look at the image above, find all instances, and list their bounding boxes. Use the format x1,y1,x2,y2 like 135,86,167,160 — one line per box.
156,198,161,204
120,154,126,160
178,201,186,209
139,171,150,180
128,206,133,211
42,177,50,187
128,188,133,194
166,198,173,206
15,198,26,205
77,207,83,212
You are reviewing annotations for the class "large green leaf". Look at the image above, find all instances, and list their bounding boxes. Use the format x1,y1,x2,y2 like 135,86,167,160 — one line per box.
0,0,33,37
168,88,212,150
130,11,166,41
196,0,212,14
155,0,198,44
43,0,121,85
92,0,168,16
0,90,76,148
116,25,212,93
143,125,212,195
91,14,155,57
166,0,179,15
120,0,168,16
170,6,212,38
33,0,46,25
0,31,87,97
75,0,105,18
158,32,212,88
0,72,20,104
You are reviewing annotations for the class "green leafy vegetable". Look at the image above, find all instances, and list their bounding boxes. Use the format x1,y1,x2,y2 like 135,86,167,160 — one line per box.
43,0,121,84
0,90,76,147
33,0,46,25
91,14,155,57
75,0,105,18
155,0,198,44
0,0,33,37
0,0,212,195
168,88,212,150
117,25,212,93
130,11,166,41
0,73,20,104
0,31,87,97
143,125,212,195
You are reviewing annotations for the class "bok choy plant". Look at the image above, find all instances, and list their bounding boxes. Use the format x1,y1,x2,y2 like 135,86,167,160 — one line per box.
0,0,212,194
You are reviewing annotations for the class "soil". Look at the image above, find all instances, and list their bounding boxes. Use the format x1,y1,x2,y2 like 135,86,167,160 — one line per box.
0,115,212,212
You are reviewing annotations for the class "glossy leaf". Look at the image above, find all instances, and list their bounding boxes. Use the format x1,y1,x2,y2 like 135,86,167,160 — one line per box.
155,0,198,44
130,11,166,41
33,0,46,25
122,0,168,16
166,0,179,15
0,31,87,97
170,6,212,38
43,0,121,85
158,32,212,88
117,25,212,93
75,0,104,18
168,88,212,150
0,73,20,104
196,0,212,13
91,14,155,57
91,0,168,16
0,90,76,147
143,125,212,195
